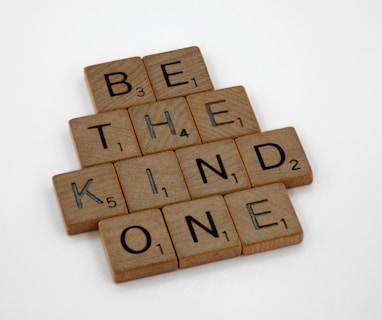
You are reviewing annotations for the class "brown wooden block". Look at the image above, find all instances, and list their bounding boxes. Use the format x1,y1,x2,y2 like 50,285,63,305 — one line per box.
186,86,261,143
175,139,250,199
128,97,201,155
115,151,190,212
84,57,156,113
235,127,313,188
162,195,241,268
69,109,141,168
224,183,303,255
143,46,213,100
52,164,128,235
99,209,178,283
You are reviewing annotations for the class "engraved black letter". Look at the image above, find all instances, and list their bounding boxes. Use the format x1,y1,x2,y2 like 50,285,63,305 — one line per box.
120,226,152,254
254,143,286,170
185,211,219,243
145,111,176,139
246,200,278,230
104,72,132,96
87,123,111,149
161,61,189,87
205,100,234,127
196,155,228,184
146,168,158,194
71,179,103,209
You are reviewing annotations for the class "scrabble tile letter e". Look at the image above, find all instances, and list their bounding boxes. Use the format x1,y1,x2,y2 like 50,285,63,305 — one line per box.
143,46,214,100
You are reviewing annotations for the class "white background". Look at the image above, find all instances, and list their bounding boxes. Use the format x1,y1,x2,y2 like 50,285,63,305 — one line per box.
1,1,381,319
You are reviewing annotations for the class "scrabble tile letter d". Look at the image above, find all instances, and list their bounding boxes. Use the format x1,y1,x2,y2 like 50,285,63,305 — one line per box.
236,127,313,188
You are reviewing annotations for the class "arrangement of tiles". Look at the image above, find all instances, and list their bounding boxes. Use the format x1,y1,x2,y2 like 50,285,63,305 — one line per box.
52,46,313,283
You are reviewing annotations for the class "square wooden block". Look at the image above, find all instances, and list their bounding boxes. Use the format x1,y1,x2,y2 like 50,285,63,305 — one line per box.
99,209,178,283
69,109,141,167
235,127,313,188
128,97,201,155
143,46,214,100
84,57,156,113
176,139,250,199
187,86,261,143
52,164,128,235
163,195,241,268
115,151,190,212
224,183,303,255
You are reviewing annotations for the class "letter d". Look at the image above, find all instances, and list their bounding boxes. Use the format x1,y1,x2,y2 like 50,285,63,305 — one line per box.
254,143,286,170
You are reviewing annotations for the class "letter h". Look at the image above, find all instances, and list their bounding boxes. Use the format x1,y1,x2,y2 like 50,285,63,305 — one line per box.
145,111,176,139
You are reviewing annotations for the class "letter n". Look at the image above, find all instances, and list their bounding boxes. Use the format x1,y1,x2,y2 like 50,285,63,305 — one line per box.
195,155,228,184
185,211,219,243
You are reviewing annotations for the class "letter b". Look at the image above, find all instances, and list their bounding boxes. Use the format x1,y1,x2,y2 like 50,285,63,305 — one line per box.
104,72,133,97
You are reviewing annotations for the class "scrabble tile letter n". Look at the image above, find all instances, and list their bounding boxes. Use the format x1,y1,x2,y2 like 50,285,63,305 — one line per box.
163,196,241,268
176,139,250,199
143,46,214,100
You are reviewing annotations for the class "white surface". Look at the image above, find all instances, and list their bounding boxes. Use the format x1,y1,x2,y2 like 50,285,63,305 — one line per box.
1,1,381,319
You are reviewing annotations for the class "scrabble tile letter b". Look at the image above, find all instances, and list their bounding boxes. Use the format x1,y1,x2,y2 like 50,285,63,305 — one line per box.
143,46,214,100
84,57,156,113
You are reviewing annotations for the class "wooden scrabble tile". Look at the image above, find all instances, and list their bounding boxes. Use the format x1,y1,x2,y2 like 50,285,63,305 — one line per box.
52,164,128,235
143,46,213,100
162,195,241,268
99,209,178,283
84,57,156,113
235,127,313,188
115,151,190,212
128,97,201,155
175,139,250,199
69,109,141,167
224,183,303,255
186,86,261,143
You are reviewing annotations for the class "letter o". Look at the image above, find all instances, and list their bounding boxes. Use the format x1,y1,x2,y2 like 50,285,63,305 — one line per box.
120,225,152,254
